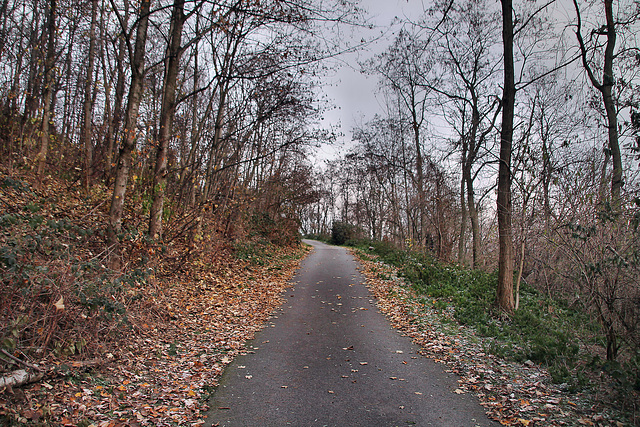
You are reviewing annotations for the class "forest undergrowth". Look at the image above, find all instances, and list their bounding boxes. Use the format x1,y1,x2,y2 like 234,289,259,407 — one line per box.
0,166,308,426
348,239,639,426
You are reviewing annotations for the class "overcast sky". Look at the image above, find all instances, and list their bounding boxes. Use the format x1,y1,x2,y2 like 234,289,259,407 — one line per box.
313,0,429,162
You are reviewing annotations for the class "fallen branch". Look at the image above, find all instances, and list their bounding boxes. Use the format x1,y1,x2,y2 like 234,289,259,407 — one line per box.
0,369,44,389
0,359,103,391
0,349,43,371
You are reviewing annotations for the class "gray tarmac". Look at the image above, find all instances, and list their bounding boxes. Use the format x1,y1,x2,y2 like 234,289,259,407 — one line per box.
205,240,495,426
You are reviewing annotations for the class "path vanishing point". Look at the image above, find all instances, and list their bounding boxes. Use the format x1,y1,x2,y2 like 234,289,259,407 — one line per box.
205,240,495,426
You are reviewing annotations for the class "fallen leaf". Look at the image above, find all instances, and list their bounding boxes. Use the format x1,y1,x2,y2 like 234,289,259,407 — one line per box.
54,296,65,311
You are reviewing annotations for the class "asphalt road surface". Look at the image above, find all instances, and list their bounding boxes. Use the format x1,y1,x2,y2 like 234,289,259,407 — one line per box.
205,240,494,426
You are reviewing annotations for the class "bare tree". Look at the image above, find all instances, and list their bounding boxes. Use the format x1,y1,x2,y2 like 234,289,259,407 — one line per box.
427,0,501,266
103,0,130,182
82,0,99,191
366,29,435,249
572,0,638,204
35,0,57,178
148,0,187,241
496,0,516,313
107,0,152,255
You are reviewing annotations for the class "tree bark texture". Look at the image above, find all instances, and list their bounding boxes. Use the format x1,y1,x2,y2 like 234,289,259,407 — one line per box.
22,10,42,126
35,0,56,178
464,164,481,268
82,0,99,191
0,370,44,389
458,173,467,264
105,0,130,182
602,0,621,202
573,0,621,204
149,0,185,241
497,0,516,313
411,103,428,250
107,0,151,251
465,99,483,268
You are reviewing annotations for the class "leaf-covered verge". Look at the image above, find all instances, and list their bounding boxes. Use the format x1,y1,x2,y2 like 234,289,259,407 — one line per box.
350,243,639,426
0,167,308,426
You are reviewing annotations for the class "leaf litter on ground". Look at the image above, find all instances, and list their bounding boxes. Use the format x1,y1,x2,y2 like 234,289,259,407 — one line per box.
351,249,630,427
0,170,308,426
0,175,629,427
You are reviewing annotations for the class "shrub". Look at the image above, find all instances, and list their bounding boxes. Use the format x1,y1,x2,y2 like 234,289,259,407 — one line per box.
358,239,610,392
331,221,356,245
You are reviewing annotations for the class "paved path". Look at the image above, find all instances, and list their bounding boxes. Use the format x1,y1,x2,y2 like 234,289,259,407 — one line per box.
205,240,494,426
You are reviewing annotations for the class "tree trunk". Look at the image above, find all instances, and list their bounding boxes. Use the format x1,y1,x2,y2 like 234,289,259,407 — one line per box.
541,135,552,232
35,0,56,178
574,0,621,204
465,166,481,268
203,97,227,202
82,0,98,191
107,0,151,257
179,33,201,207
0,0,10,64
606,323,618,361
412,113,427,250
105,0,130,183
59,23,77,147
497,0,516,313
22,9,42,127
467,99,483,268
149,0,185,241
602,0,621,203
458,173,467,264
9,37,24,115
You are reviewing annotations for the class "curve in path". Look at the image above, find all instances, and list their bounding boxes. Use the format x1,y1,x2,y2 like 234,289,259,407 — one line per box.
205,240,494,426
